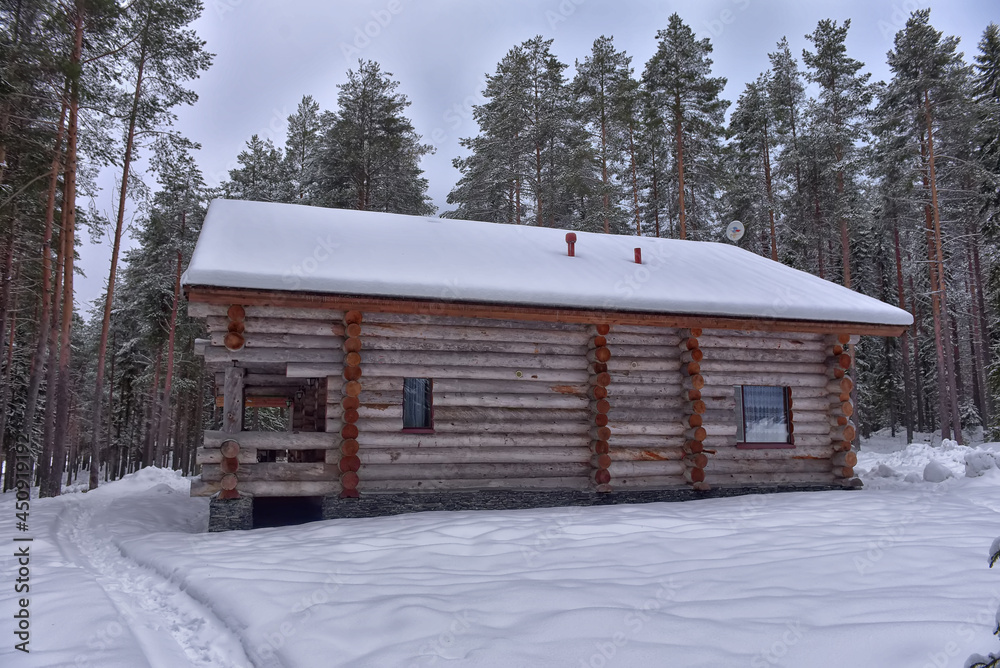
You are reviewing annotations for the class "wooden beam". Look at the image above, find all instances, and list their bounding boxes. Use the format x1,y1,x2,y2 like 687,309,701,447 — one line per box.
215,395,291,409
185,287,907,337
203,430,337,450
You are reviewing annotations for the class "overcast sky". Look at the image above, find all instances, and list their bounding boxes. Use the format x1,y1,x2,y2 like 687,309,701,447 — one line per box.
74,0,997,312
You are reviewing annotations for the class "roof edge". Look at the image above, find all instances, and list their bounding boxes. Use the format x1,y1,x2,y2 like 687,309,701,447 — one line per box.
184,285,909,337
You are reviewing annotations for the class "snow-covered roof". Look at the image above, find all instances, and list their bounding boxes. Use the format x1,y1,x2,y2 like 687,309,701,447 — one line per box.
182,199,913,329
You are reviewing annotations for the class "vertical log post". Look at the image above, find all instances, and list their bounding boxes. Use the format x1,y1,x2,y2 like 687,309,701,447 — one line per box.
679,328,709,490
588,324,613,492
219,362,244,499
340,310,363,498
827,334,858,483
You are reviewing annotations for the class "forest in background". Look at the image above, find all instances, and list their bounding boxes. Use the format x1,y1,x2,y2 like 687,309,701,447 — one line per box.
0,0,998,495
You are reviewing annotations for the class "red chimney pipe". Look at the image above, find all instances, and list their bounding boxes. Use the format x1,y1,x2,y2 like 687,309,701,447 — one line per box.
565,232,577,257
634,248,642,264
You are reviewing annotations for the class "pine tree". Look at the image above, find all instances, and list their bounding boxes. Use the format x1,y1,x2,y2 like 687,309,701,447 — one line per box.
572,35,634,234
222,134,291,202
89,0,211,490
767,37,808,264
883,9,970,442
447,44,532,223
643,13,728,240
284,95,322,203
727,74,778,259
318,59,434,215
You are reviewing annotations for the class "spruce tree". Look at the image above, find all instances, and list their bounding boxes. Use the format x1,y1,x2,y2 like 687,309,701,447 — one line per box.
642,13,728,240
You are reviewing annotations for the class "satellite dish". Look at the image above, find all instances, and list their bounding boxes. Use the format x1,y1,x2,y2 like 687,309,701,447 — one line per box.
726,220,745,242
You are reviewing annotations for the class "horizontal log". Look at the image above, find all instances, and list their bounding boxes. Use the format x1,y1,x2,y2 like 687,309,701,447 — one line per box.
605,434,686,448
708,445,835,460
605,383,682,397
360,350,587,371
608,446,685,461
206,347,343,365
431,407,592,423
698,360,829,375
356,433,592,447
361,365,591,383
704,458,833,474
606,396,687,410
190,303,346,321
350,377,588,396
203,430,337,450
357,477,593,493
207,315,346,337
362,323,591,345
361,311,589,332
695,347,828,364
440,393,590,409
607,476,688,490
360,336,586,356
356,419,588,435
700,373,828,388
602,408,682,423
608,460,686,477
700,329,827,342
359,462,592,481
202,462,336,483
703,471,838,486
193,479,342,497
608,358,682,373
358,446,591,465
697,337,827,353
604,333,682,347
209,332,343,350
606,422,686,437
196,447,259,465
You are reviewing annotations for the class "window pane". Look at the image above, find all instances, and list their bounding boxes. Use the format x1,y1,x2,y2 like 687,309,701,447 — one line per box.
741,386,788,443
403,378,432,429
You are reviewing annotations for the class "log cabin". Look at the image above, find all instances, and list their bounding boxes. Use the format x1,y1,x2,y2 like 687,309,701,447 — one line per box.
182,199,913,530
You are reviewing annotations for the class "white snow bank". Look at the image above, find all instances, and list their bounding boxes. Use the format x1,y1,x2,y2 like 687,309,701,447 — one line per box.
182,199,913,328
5,447,1000,667
924,460,955,482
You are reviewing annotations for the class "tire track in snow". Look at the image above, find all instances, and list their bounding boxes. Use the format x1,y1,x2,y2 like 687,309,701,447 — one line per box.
56,497,256,668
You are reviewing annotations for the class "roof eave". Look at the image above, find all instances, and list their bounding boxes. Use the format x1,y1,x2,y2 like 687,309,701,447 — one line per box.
183,285,910,337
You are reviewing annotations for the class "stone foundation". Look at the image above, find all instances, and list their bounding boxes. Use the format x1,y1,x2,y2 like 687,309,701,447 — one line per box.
322,485,851,520
208,495,254,532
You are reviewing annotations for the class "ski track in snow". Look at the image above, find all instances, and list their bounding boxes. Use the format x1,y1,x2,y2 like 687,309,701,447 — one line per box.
54,494,255,668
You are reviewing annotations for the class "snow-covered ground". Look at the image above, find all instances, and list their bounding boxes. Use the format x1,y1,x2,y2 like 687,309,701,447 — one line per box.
3,437,1000,667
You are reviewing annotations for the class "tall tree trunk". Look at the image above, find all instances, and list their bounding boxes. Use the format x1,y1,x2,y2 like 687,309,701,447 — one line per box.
90,30,148,490
762,121,777,261
909,273,926,433
0,217,16,375
627,124,640,235
144,350,162,467
970,233,993,424
104,329,116,481
675,108,687,240
42,5,84,498
155,227,184,466
599,78,609,234
0,300,18,464
920,130,951,442
924,91,962,443
20,81,68,460
893,224,914,443
967,249,988,425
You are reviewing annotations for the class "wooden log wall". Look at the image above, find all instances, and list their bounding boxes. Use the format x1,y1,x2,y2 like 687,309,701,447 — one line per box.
696,329,842,488
192,301,861,497
602,325,688,490
343,312,593,493
195,303,346,496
